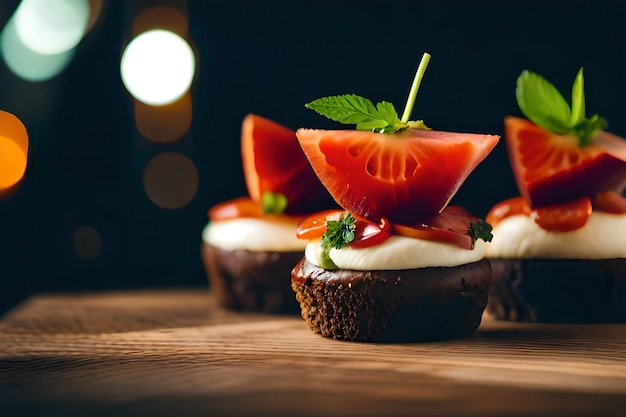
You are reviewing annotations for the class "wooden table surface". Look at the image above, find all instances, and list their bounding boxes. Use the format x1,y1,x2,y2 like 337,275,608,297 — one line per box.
1,288,626,417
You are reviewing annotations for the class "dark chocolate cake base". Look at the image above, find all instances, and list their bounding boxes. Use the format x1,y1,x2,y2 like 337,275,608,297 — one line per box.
202,243,302,314
487,258,626,323
291,258,491,343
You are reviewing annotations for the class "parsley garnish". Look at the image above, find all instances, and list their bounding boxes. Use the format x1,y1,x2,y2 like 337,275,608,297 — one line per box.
469,220,493,244
516,68,607,146
317,212,357,270
305,53,432,134
261,191,287,215
322,212,357,249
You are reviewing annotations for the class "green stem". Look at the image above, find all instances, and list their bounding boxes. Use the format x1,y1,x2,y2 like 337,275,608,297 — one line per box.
400,52,431,124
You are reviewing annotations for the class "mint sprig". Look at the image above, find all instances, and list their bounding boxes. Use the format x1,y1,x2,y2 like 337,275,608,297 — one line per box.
305,53,432,134
516,68,607,146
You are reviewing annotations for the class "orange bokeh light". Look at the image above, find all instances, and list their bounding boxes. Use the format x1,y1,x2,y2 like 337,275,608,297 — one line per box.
134,91,192,143
0,110,28,191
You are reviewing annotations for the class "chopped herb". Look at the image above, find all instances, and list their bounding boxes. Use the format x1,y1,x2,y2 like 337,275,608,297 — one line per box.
318,239,339,269
469,219,493,243
322,212,357,250
261,191,287,214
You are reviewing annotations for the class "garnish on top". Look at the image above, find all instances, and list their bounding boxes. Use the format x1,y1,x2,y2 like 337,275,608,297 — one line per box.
305,53,431,134
516,68,606,146
504,68,626,212
323,212,356,250
296,52,500,225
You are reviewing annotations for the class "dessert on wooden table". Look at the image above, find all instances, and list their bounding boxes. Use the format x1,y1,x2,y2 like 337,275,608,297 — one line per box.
202,114,336,313
291,53,500,342
485,68,626,323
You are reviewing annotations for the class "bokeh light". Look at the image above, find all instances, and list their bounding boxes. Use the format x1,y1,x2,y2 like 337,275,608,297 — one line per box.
0,110,28,191
143,152,199,209
1,15,75,82
72,225,102,261
135,92,192,143
14,0,90,55
0,0,102,82
132,5,188,36
120,29,195,106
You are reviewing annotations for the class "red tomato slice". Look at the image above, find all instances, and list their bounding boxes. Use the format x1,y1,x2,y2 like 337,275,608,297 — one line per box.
296,209,391,249
533,197,592,231
208,196,304,223
295,209,343,240
592,190,626,214
241,114,336,213
392,205,480,250
209,197,263,220
486,197,532,226
296,128,499,224
486,196,592,232
505,116,626,208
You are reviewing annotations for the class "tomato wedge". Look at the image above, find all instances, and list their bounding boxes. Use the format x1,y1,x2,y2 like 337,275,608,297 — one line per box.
505,116,626,208
392,205,480,250
241,114,336,213
486,196,592,232
296,128,499,224
296,209,391,249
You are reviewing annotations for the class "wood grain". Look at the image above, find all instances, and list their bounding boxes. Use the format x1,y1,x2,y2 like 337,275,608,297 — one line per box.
1,288,626,417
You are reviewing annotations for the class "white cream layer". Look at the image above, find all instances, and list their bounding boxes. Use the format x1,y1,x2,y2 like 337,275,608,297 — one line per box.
202,218,306,252
305,236,487,270
486,212,626,259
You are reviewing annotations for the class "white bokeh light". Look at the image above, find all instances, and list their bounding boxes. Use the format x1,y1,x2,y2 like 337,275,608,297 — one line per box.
14,0,90,55
1,15,75,82
120,29,195,106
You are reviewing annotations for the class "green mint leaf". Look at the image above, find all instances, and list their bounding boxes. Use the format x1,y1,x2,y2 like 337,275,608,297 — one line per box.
304,52,432,134
322,212,356,250
305,94,396,132
570,67,585,126
515,68,608,147
516,70,571,133
261,192,287,215
469,220,493,244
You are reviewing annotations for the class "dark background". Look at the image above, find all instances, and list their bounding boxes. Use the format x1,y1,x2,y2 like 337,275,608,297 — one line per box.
1,0,625,314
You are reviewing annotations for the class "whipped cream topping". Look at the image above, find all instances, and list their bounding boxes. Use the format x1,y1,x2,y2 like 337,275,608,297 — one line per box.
486,212,626,259
202,218,306,252
305,235,487,270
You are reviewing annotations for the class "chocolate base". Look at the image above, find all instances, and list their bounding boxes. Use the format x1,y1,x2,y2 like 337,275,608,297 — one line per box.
201,243,302,314
291,258,491,343
487,258,626,323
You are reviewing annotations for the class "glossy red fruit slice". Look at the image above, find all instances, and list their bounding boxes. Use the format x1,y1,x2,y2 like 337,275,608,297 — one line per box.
241,114,335,214
296,128,499,224
487,196,592,232
505,116,626,208
295,209,391,249
392,205,480,250
208,196,305,223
